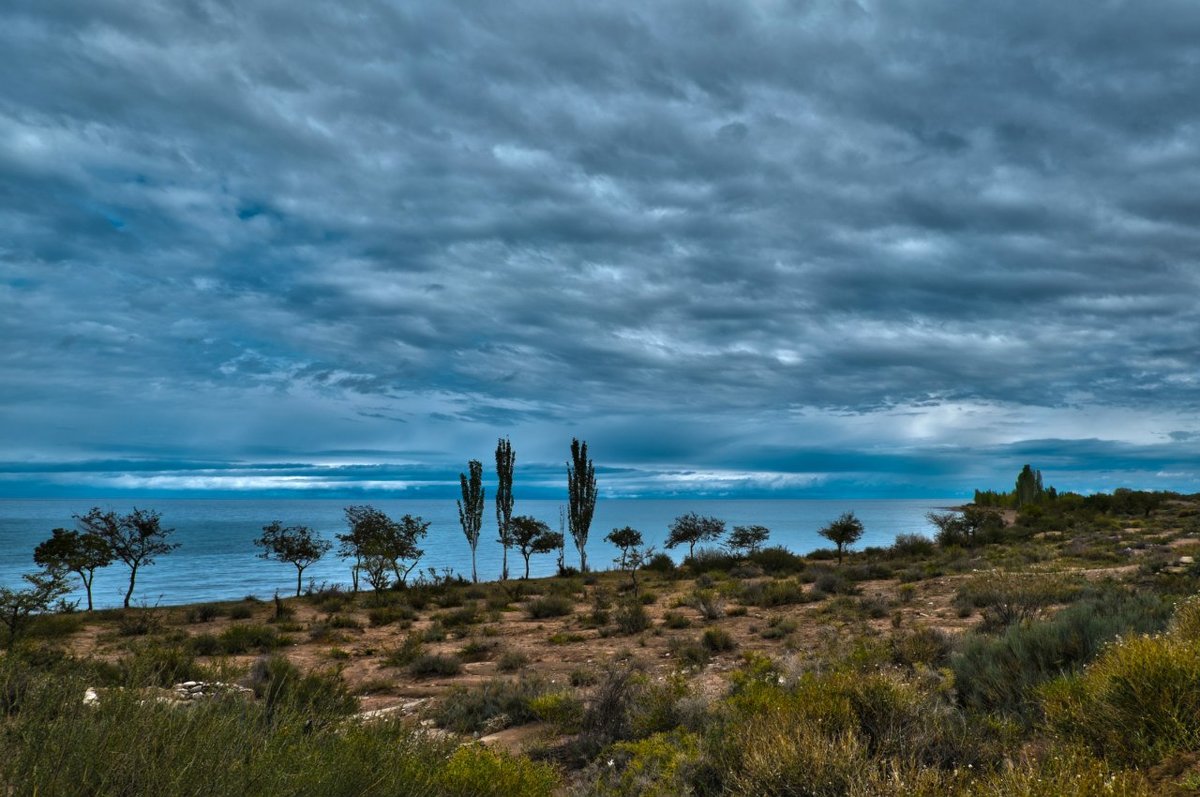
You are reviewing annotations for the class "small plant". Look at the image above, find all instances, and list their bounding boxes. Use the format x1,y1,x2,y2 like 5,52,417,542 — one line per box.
408,654,463,678
382,631,425,668
702,627,736,653
613,600,651,635
688,589,726,621
661,611,692,629
496,650,529,672
434,675,549,733
526,595,574,619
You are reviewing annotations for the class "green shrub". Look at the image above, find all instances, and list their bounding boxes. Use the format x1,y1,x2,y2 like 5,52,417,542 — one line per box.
247,655,357,720
529,691,584,732
613,601,651,635
457,638,498,662
661,611,692,629
188,604,223,623
702,627,736,653
812,571,858,596
227,604,254,621
683,548,737,574
749,546,806,574
189,633,221,657
953,590,1171,719
408,654,462,679
218,624,283,655
643,553,677,573
368,604,416,627
496,651,529,672
668,637,710,670
688,589,725,620
954,571,1086,632
434,675,549,733
435,744,559,797
119,643,202,688
891,533,936,557
525,595,573,619
890,626,951,669
382,631,425,669
0,653,555,796
1042,631,1200,767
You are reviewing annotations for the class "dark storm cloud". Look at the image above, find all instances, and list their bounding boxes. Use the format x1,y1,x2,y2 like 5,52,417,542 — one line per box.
3,0,1200,496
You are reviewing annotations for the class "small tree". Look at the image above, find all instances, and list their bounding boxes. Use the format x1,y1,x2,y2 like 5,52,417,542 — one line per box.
665,512,726,560
255,522,332,597
0,570,71,649
75,507,177,608
567,438,597,572
606,527,644,572
339,506,427,593
457,459,486,582
495,438,515,581
509,515,563,579
33,527,112,611
818,511,864,565
606,526,652,593
726,525,770,558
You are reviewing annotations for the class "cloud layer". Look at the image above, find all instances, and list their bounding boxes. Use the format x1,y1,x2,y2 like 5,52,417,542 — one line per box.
3,0,1199,497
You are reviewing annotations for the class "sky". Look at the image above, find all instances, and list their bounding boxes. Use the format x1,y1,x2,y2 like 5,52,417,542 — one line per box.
2,0,1199,500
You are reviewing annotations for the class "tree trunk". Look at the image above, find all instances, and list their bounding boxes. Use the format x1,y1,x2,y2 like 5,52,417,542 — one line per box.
501,547,509,581
296,567,304,597
471,550,478,583
81,570,94,612
123,563,138,608
523,552,531,580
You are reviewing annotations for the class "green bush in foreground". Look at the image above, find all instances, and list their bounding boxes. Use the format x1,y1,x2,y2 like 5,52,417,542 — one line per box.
0,654,558,796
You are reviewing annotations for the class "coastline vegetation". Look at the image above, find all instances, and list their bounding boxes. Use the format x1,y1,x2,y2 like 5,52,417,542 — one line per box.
3,463,1200,794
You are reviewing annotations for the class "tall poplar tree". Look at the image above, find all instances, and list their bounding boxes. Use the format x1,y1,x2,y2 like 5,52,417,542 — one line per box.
457,459,485,582
567,438,597,573
495,437,515,581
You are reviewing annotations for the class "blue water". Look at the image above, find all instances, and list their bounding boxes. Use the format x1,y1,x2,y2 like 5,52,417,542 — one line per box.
0,498,954,608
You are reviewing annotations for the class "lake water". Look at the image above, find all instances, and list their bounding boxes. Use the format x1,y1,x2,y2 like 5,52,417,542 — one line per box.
0,498,956,608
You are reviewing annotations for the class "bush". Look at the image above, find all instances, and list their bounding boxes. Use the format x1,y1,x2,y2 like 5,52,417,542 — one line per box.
668,638,711,670
529,691,584,732
688,589,726,621
890,626,951,669
661,611,692,629
368,604,416,627
408,654,463,679
702,627,736,653
953,590,1171,719
119,643,202,688
683,547,738,574
954,571,1087,632
890,533,936,557
744,578,809,608
227,604,254,621
496,651,529,672
613,601,651,635
218,624,282,655
525,595,573,619
382,631,425,669
1042,625,1200,767
186,604,223,623
434,675,549,733
749,546,806,574
812,571,858,596
247,655,357,720
0,654,559,796
643,553,677,573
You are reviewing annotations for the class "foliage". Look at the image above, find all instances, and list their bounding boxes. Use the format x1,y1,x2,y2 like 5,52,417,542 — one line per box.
666,512,726,560
0,571,71,649
33,528,112,611
254,522,332,596
339,506,429,595
1042,630,1200,768
75,507,178,608
927,506,1006,548
568,438,598,573
817,511,864,564
510,515,562,579
408,654,463,678
526,594,574,619
433,674,548,733
613,600,651,635
726,524,770,557
0,654,558,796
457,459,486,582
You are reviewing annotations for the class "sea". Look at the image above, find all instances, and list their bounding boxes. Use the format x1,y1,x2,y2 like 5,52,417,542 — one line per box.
0,498,957,609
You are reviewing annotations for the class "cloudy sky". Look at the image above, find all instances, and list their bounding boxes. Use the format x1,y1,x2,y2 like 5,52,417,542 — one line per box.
2,0,1199,499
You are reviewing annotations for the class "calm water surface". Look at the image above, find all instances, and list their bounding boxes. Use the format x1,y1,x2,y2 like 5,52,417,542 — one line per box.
0,498,956,608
